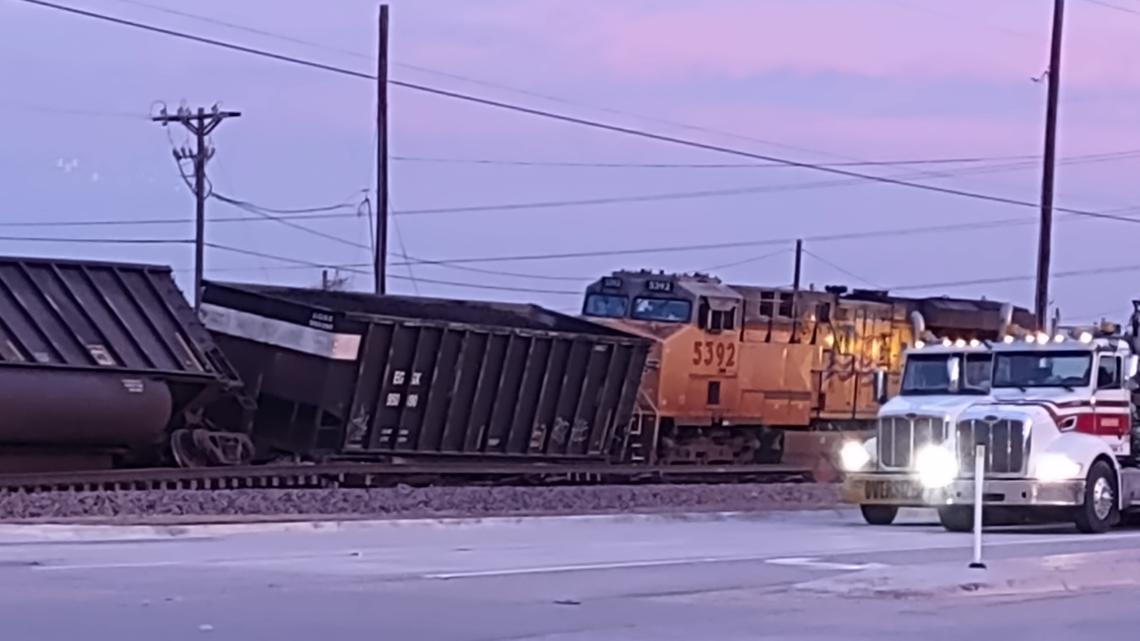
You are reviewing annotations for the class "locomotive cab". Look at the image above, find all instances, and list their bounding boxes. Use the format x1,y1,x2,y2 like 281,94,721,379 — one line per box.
582,271,772,464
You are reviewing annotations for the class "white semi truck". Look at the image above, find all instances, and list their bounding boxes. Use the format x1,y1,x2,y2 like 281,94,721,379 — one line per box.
843,308,1140,534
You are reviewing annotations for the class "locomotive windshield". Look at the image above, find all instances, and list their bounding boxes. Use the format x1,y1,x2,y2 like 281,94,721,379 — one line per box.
993,352,1092,389
630,297,692,323
583,293,629,318
901,353,991,395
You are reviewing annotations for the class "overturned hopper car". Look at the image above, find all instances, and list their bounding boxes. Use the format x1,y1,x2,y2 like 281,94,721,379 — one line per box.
581,270,1034,471
200,282,650,464
0,256,253,472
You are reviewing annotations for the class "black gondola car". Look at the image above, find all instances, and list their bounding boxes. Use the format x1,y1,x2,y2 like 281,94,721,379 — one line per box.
200,282,650,464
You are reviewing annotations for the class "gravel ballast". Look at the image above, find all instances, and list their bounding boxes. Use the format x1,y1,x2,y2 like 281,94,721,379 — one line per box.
0,482,841,523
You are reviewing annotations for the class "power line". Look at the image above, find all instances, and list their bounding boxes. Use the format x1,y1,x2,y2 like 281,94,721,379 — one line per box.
46,0,882,164
205,243,583,295
803,249,882,289
210,192,371,250
104,0,369,56
390,153,1051,169
205,241,1140,300
0,99,146,120
211,191,362,214
1081,0,1140,15
7,147,1140,230
391,151,1140,217
697,249,789,273
384,211,1136,267
893,261,1140,291
0,235,190,244
19,0,1140,228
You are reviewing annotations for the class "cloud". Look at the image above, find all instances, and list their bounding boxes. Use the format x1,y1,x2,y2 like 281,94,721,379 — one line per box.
453,0,1140,91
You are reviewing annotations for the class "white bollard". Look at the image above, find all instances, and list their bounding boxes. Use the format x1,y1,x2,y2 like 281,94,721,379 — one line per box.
969,443,986,569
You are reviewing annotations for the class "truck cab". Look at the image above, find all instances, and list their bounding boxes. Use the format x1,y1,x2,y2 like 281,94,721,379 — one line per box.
845,323,1140,533
840,341,994,525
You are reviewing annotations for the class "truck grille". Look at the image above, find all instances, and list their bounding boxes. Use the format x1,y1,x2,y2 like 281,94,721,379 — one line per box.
955,418,1029,476
878,415,947,469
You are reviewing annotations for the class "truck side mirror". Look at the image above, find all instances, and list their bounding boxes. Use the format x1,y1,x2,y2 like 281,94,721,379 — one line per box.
1129,355,1139,379
873,368,888,404
946,357,961,392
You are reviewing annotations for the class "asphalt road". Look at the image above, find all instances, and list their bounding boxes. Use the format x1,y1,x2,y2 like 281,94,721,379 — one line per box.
3,507,1140,640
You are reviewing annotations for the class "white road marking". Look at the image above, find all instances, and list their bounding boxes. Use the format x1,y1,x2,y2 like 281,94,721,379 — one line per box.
764,557,886,571
23,527,1140,576
422,555,776,580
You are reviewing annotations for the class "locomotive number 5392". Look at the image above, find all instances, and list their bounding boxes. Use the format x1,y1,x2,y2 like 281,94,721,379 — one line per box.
692,341,736,367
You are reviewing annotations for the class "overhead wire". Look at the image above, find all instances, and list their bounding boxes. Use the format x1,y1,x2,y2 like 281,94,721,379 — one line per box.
1080,0,1140,15
803,249,883,289
205,243,582,295
19,0,1140,229
389,153,1052,169
202,242,1140,300
390,150,1140,217
893,262,1140,292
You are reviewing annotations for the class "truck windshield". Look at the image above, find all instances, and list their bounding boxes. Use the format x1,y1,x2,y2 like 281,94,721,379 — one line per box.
901,353,991,395
630,297,691,323
993,352,1092,389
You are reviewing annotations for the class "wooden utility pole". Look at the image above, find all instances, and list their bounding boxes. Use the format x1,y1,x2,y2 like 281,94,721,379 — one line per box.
791,238,804,341
792,238,803,294
152,105,241,311
374,3,390,295
1035,0,1065,330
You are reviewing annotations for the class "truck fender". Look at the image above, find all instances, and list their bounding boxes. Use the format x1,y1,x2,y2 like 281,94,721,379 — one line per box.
1036,433,1122,507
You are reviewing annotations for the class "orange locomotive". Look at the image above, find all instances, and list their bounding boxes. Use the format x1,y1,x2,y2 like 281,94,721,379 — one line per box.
581,270,1033,468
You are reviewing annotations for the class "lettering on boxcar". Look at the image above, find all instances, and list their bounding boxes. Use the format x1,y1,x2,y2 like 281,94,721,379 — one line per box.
308,312,335,331
121,378,144,393
385,392,401,407
392,370,406,385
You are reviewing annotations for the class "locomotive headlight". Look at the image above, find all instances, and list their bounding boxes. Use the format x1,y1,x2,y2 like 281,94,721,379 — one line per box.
1035,453,1082,482
840,440,871,472
915,445,958,489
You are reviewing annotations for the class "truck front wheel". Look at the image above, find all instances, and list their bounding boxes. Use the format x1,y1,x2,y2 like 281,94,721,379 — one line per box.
937,506,974,532
860,505,898,525
1074,460,1119,534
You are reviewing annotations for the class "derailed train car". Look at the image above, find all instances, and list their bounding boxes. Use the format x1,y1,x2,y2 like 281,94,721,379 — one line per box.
581,270,1034,472
199,281,650,464
0,256,254,472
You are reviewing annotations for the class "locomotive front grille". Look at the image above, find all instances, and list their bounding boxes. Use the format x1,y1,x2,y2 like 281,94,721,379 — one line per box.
878,415,947,469
955,418,1029,477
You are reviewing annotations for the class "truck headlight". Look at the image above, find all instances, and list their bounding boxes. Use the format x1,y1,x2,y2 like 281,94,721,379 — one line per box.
915,445,958,489
840,440,871,472
1035,454,1082,482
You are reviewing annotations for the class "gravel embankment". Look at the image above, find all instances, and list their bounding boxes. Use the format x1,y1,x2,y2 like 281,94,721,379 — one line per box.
0,482,842,523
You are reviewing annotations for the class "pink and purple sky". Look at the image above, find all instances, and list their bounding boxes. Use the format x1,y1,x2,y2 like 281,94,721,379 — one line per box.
4,0,1140,320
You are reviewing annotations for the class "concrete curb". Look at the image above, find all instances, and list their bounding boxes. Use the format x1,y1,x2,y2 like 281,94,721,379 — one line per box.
795,549,1140,599
0,506,854,541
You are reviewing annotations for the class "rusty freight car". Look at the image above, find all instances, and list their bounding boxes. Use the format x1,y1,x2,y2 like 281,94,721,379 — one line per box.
581,270,1033,471
200,282,650,464
0,256,254,472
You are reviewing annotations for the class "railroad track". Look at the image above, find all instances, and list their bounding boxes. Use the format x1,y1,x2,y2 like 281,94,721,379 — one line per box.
0,462,813,494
